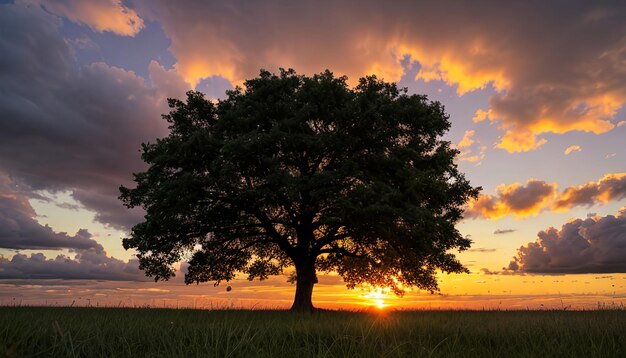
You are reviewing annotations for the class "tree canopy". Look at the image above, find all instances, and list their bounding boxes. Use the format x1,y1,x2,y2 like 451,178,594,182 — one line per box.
120,69,480,311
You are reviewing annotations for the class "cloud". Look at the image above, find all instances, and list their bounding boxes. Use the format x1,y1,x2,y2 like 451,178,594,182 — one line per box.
457,130,475,148
71,189,145,232
468,248,496,253
0,249,148,281
472,109,490,123
66,35,98,50
564,145,582,155
456,130,486,165
148,60,192,102
465,179,557,219
0,174,101,251
19,0,144,36
2,2,624,233
505,207,626,274
136,0,626,151
494,229,516,235
553,173,626,211
480,268,515,275
466,173,626,220
0,4,184,230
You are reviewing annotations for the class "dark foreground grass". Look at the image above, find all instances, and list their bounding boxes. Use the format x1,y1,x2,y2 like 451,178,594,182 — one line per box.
1,307,625,357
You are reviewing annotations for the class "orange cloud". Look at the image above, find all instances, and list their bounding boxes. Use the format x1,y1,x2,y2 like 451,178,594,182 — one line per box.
415,55,509,96
553,173,626,211
457,130,475,148
467,173,626,220
455,130,487,165
472,109,490,123
564,145,582,155
133,1,625,152
20,0,144,36
496,130,548,153
465,179,557,219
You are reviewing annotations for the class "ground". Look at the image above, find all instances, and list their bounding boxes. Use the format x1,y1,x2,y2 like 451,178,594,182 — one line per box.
1,307,625,357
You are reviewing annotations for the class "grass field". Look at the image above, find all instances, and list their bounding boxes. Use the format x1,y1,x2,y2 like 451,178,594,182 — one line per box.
1,307,625,357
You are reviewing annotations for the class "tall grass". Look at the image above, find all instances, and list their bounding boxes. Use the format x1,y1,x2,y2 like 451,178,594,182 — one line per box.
1,307,625,357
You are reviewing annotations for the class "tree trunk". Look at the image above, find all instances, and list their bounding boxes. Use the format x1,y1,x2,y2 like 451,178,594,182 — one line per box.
290,261,317,312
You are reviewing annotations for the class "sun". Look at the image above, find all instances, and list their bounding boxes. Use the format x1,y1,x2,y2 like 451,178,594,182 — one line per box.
364,288,388,309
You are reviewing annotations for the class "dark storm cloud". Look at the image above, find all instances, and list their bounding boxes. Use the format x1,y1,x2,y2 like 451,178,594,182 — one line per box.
0,4,181,230
138,0,626,152
505,208,626,274
0,249,149,281
0,171,154,282
0,174,101,250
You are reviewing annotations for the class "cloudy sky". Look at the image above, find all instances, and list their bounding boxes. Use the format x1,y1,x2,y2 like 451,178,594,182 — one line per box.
1,0,625,310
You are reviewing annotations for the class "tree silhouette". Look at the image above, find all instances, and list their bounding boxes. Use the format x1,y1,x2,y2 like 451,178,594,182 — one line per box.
120,69,480,312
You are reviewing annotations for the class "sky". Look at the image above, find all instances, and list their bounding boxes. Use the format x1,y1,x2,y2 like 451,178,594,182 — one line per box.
1,0,625,310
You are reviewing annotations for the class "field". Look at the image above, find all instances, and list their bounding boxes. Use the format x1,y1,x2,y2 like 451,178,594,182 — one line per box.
1,307,625,357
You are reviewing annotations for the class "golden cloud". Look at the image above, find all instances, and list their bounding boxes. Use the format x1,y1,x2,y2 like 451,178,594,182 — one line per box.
553,173,626,211
564,145,582,155
467,173,626,220
455,130,486,165
134,1,626,152
465,179,557,219
457,130,476,148
496,130,548,153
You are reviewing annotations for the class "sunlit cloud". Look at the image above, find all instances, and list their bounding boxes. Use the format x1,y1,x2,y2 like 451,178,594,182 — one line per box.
135,0,626,152
553,173,626,211
564,145,582,155
456,130,486,165
457,130,475,148
466,173,626,220
465,179,557,219
19,0,144,36
472,109,490,123
496,130,548,153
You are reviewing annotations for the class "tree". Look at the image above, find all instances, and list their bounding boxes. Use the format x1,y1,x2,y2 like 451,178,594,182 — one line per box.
120,69,480,312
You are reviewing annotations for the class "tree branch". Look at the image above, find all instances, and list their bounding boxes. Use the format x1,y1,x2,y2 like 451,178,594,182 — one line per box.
212,223,265,233
252,208,296,257
314,230,349,250
318,246,363,259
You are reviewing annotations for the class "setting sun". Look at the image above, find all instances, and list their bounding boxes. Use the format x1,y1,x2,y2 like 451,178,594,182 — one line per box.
364,288,389,309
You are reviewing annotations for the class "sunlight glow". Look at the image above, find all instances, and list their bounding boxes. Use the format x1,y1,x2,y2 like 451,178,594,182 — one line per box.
363,288,389,309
